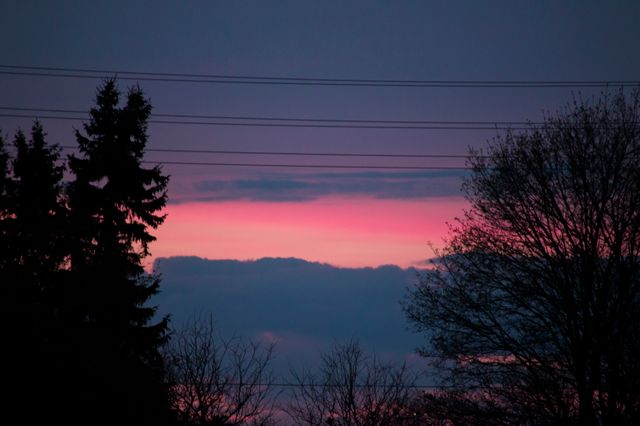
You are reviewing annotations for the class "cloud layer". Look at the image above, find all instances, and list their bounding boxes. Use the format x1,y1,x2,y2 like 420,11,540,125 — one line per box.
152,256,425,374
188,170,467,203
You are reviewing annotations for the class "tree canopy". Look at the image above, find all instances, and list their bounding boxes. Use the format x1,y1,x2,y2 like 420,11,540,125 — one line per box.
405,90,640,425
0,81,173,425
1,123,68,422
66,80,171,424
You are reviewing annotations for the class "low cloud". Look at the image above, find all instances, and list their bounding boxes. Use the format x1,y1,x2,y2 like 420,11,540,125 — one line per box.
152,256,425,374
190,170,467,202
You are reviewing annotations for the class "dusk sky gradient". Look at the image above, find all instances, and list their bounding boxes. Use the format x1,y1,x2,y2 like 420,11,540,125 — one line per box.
2,1,640,370
3,1,638,267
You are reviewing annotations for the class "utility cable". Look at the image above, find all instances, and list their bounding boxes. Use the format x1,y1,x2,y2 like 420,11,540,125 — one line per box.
2,65,637,88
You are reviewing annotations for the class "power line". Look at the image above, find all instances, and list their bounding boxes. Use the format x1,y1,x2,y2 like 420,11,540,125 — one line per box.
58,142,475,168
0,106,536,125
4,112,625,131
2,65,637,88
141,161,471,170
0,113,533,130
0,113,527,130
203,382,458,390
2,107,632,132
58,145,473,159
1,110,483,160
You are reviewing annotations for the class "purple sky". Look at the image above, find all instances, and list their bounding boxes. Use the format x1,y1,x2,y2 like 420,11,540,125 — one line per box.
3,1,638,266
2,0,639,376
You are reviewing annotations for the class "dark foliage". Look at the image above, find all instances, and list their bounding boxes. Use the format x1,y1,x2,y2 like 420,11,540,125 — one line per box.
64,80,171,424
404,90,640,425
0,132,13,269
1,123,68,420
0,82,174,424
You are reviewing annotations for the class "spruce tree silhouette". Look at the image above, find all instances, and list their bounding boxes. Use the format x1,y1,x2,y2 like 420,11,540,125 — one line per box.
0,132,13,270
66,80,172,424
12,123,66,282
1,124,68,421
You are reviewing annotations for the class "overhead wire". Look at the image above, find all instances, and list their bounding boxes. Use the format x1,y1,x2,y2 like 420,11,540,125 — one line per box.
54,146,475,170
0,105,524,168
139,161,471,170
8,65,607,169
57,145,475,159
4,108,482,167
0,112,530,130
1,64,638,87
177,381,465,390
3,107,629,131
0,106,536,125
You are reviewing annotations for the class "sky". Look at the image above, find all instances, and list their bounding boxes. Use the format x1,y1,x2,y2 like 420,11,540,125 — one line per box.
2,1,640,372
153,256,422,378
2,1,638,268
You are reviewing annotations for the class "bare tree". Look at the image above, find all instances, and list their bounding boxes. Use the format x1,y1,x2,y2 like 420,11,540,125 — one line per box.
404,90,640,425
164,314,278,425
285,340,419,425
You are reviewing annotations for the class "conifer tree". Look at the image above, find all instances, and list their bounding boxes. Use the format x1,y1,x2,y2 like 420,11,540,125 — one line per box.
0,130,15,321
0,132,14,270
2,124,68,420
67,80,171,424
12,122,66,281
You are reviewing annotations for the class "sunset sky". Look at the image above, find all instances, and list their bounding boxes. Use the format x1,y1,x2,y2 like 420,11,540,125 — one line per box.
2,1,640,369
3,1,638,270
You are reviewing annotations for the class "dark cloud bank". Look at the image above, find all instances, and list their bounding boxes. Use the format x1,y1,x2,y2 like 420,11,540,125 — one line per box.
152,256,425,373
177,170,467,203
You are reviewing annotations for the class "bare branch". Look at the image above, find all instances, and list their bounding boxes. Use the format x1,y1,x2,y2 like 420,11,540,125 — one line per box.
164,313,278,425
285,339,420,425
405,89,640,424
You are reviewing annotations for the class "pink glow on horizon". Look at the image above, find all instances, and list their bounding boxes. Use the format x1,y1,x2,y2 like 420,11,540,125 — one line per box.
149,197,468,269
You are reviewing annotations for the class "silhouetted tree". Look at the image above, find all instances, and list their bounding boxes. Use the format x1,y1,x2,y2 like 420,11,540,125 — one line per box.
164,314,277,426
66,80,171,424
286,340,418,425
0,131,13,268
405,90,640,425
12,123,66,275
1,123,68,420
